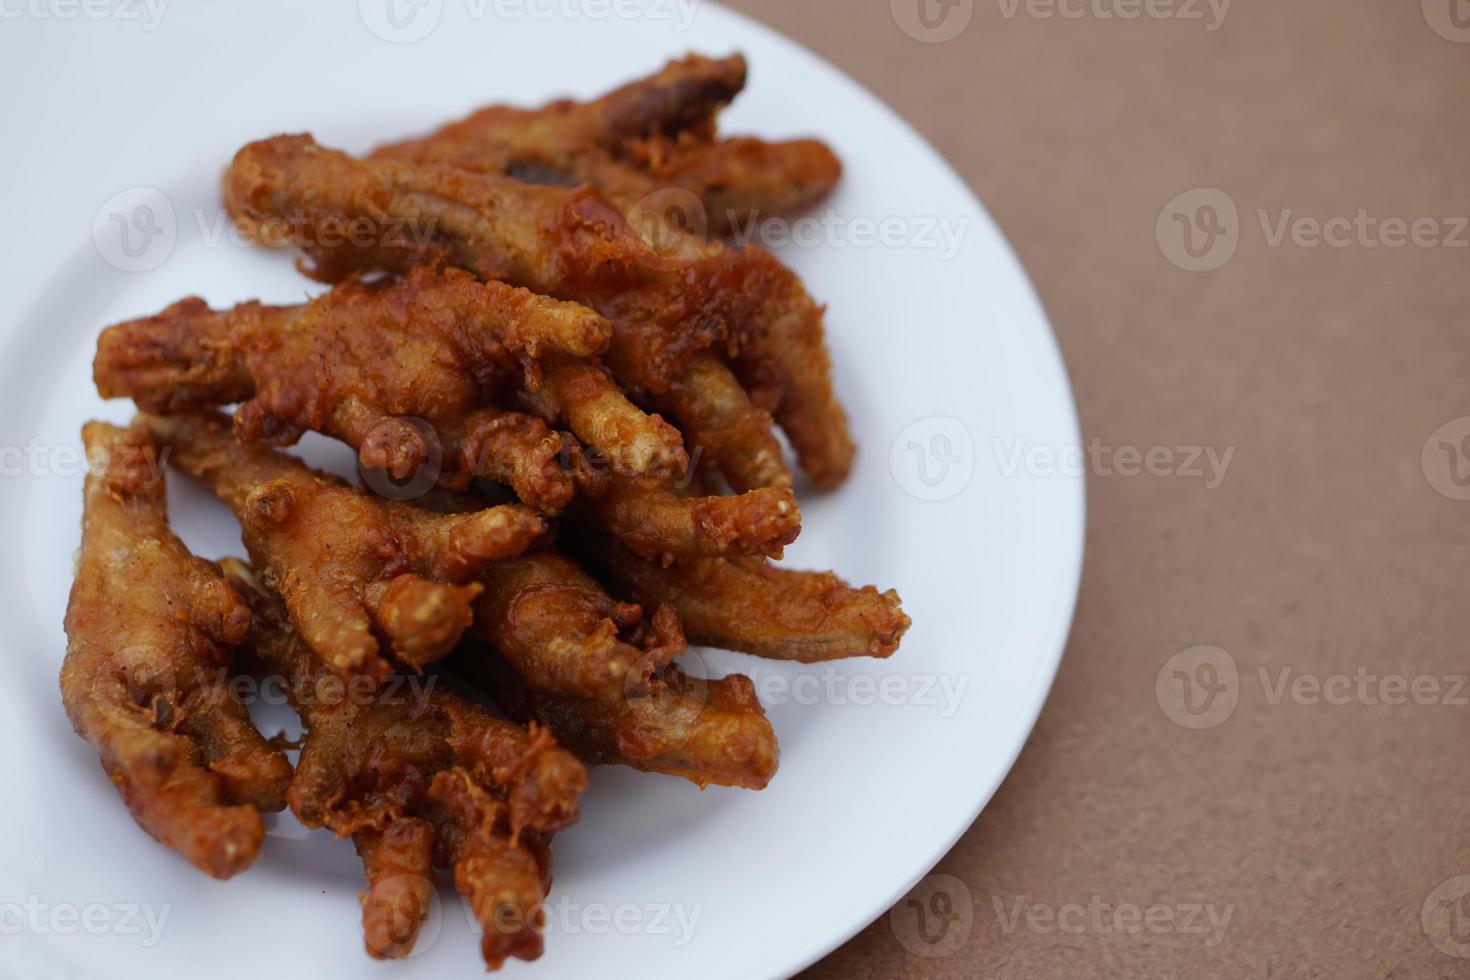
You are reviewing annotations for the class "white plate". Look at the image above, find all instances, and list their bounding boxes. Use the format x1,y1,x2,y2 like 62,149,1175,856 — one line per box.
0,4,1083,978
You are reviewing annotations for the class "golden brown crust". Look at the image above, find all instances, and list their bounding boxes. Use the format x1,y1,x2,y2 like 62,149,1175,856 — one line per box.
478,656,779,791
470,550,678,700
373,53,840,235
224,133,851,488
143,411,545,681
585,546,911,662
459,549,777,789
61,422,291,879
574,476,800,562
94,266,689,492
225,560,585,968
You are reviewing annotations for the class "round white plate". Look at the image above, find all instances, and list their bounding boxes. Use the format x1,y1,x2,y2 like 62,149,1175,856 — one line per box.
0,4,1083,978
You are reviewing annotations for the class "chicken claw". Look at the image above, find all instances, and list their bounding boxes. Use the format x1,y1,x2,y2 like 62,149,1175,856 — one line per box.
61,421,291,879
143,411,546,681
224,560,585,968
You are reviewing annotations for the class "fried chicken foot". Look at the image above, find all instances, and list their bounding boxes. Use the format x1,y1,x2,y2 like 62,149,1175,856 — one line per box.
225,133,852,487
93,269,800,554
61,422,291,879
224,560,585,968
373,53,841,236
459,551,778,789
143,411,545,681
575,475,799,562
94,266,688,492
474,655,778,791
470,550,682,700
584,544,911,661
625,133,843,237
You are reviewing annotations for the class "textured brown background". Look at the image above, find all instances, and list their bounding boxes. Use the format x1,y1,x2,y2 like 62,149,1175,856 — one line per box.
717,1,1470,977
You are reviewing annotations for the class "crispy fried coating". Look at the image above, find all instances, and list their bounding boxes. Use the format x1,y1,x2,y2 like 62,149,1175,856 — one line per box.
61,422,291,879
475,655,778,791
93,272,801,555
224,560,584,968
583,544,911,661
470,549,682,700
662,351,788,492
459,551,777,789
224,133,852,487
142,411,545,681
574,475,799,562
373,53,841,236
623,133,843,236
94,266,687,494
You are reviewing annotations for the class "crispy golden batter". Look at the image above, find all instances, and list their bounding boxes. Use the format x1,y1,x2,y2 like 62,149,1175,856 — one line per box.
94,266,687,498
374,53,841,236
583,543,911,661
143,411,545,681
224,133,853,488
61,422,291,879
574,474,799,562
459,550,778,789
224,560,584,968
623,132,843,236
476,655,779,792
471,549,682,700
94,270,801,556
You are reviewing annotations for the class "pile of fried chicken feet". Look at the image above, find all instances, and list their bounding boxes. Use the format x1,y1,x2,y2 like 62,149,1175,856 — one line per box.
64,54,908,970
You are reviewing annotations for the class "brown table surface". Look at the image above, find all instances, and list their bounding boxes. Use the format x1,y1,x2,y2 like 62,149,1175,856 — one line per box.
720,1,1470,977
